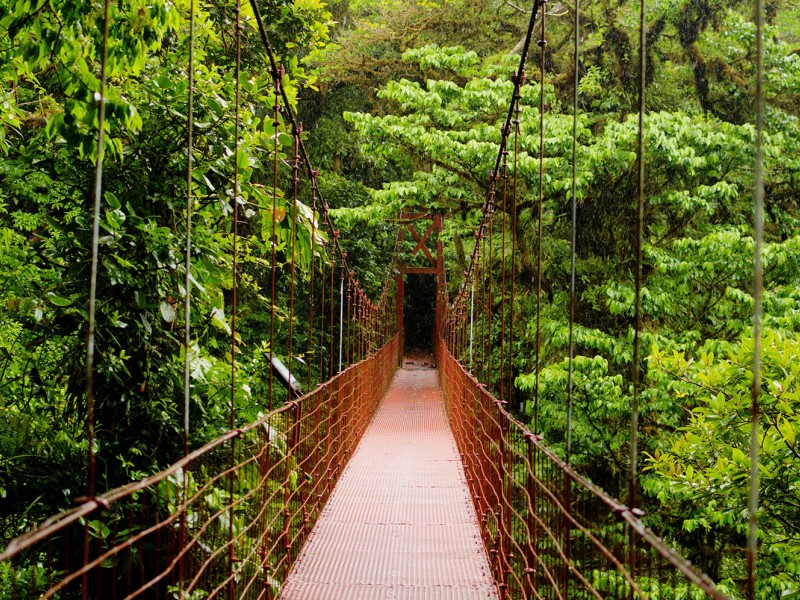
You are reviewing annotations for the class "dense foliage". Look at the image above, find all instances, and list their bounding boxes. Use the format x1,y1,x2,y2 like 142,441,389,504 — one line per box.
305,0,799,596
0,0,335,544
1,0,798,597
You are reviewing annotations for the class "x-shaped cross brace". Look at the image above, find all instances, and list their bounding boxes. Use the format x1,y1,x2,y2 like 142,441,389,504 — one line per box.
407,221,437,266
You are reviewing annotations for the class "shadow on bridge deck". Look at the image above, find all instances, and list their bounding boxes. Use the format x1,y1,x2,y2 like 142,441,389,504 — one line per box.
280,365,498,599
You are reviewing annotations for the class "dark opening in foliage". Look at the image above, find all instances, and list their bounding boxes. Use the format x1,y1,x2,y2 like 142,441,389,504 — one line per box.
403,274,437,355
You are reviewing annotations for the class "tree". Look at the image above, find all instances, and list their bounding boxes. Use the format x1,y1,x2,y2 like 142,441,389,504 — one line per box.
645,333,800,598
0,0,334,542
340,41,800,596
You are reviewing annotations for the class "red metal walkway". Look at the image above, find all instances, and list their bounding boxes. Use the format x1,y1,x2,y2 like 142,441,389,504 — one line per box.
280,365,499,599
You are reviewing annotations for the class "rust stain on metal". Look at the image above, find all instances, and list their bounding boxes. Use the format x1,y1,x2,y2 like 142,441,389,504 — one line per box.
281,367,499,599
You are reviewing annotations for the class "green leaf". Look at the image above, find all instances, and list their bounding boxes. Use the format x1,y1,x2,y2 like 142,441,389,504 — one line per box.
211,307,231,334
105,191,121,210
47,293,73,307
160,301,176,324
156,74,172,90
236,150,249,171
106,208,126,230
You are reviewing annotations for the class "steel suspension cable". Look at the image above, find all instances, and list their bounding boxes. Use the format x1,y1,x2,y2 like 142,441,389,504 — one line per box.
362,293,367,359
480,236,486,378
318,201,326,383
630,0,646,512
268,67,282,410
469,278,475,372
361,291,366,359
183,0,195,454
308,176,317,391
455,284,462,359
478,235,486,377
330,251,336,377
500,150,509,401
372,300,377,354
748,0,765,593
358,291,363,361
364,298,368,358
179,2,195,591
85,0,112,504
338,274,344,373
365,299,370,357
354,290,360,363
356,290,360,363
459,0,542,289
510,88,521,412
371,287,378,350
228,1,242,595
287,127,300,390
560,5,582,587
533,0,547,435
83,2,111,596
486,186,495,387
566,0,580,464
245,0,386,357
445,0,541,419
248,1,347,277
230,0,242,431
481,235,487,381
463,297,468,360
361,289,366,359
327,248,333,378
346,277,352,365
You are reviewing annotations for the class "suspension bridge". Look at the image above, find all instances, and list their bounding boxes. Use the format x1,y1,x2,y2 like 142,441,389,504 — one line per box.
0,0,769,596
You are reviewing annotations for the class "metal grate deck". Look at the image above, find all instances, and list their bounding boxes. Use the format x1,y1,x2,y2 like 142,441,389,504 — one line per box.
280,366,499,599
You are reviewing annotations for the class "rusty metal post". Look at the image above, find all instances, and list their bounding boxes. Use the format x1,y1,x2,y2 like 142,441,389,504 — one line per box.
396,272,404,365
334,372,344,480
523,437,535,596
526,433,538,593
563,470,572,597
282,400,301,570
497,401,509,599
260,421,273,594
435,213,445,343
323,384,334,506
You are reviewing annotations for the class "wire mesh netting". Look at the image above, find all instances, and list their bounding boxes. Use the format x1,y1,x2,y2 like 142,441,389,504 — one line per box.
437,338,727,600
1,336,400,600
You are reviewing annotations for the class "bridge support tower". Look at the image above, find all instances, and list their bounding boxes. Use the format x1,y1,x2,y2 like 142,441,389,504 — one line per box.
396,212,445,362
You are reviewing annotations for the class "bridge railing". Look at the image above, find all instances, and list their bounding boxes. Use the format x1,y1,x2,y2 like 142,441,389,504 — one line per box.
0,335,400,600
436,337,727,600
